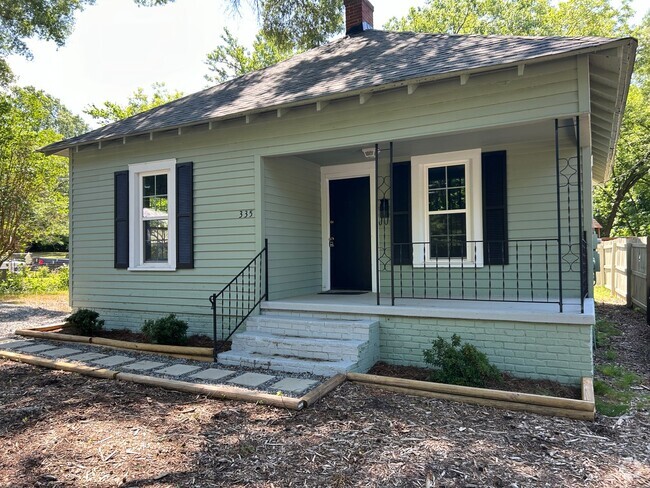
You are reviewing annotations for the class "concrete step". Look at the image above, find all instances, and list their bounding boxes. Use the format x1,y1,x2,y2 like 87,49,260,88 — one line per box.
230,331,366,362
217,350,359,377
245,314,376,341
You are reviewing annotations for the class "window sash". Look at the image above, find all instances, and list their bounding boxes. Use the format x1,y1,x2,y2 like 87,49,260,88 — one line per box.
411,149,483,268
128,159,177,271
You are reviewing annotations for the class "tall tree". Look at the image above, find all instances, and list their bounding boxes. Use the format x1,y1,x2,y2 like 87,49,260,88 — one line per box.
258,0,342,50
0,87,86,265
84,82,184,124
385,0,632,37
205,28,296,84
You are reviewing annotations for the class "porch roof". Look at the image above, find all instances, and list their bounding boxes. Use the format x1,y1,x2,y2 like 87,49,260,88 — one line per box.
43,30,635,180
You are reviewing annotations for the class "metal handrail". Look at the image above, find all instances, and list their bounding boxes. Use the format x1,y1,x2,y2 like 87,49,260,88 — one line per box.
387,238,562,310
209,239,268,360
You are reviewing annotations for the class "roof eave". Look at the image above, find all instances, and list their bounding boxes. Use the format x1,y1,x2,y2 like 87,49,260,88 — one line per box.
40,37,634,157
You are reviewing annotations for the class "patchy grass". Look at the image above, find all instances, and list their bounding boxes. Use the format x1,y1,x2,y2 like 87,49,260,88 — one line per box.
594,285,626,305
593,308,650,416
595,318,622,347
0,291,70,313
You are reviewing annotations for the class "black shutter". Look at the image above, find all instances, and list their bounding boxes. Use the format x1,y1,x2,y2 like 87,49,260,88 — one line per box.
482,151,508,265
392,162,412,265
176,162,194,269
114,170,129,269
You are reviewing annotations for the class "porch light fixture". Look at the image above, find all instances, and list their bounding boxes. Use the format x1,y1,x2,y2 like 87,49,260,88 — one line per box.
362,146,378,158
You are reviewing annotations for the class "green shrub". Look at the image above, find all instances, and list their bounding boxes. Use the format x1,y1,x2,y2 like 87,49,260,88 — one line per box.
423,334,501,388
65,309,104,336
141,314,188,345
0,266,69,295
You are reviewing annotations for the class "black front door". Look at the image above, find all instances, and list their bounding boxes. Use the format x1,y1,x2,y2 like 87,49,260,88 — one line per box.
329,176,372,290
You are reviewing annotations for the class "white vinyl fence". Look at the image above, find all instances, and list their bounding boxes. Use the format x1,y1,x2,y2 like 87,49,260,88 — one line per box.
596,237,649,324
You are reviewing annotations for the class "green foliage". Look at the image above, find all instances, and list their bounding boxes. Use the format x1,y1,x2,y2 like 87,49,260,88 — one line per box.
385,0,632,37
593,84,650,237
0,0,95,85
84,83,184,124
0,87,82,265
141,314,188,345
0,266,69,295
595,318,622,347
259,0,343,51
205,28,297,84
423,334,501,387
65,308,104,336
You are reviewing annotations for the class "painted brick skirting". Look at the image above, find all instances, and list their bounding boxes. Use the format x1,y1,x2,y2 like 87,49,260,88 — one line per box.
90,307,593,384
262,309,593,385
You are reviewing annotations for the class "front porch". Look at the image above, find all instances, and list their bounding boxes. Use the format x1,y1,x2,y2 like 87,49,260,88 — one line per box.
212,118,595,384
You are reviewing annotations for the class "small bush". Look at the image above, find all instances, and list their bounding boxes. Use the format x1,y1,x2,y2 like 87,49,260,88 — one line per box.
141,314,188,346
423,334,501,388
0,266,69,295
65,309,104,336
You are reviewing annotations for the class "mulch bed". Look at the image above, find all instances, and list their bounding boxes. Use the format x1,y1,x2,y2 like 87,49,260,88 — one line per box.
2,299,649,486
1,360,649,487
54,328,215,348
369,362,582,399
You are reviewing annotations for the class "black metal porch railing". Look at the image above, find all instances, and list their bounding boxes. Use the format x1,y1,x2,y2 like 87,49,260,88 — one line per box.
385,238,563,308
209,239,268,360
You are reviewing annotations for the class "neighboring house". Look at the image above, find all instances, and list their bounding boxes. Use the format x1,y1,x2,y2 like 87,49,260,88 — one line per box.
43,0,636,383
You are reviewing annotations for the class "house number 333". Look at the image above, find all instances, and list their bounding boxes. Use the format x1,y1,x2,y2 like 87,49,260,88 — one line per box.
239,210,254,218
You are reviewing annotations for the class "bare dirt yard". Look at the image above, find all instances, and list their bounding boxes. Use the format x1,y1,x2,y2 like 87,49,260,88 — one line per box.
1,296,649,487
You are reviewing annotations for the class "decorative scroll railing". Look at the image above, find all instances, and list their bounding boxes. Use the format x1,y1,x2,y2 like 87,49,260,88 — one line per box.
373,117,587,313
209,239,268,360
381,239,562,307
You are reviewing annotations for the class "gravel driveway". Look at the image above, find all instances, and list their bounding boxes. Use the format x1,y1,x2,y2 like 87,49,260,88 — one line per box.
0,303,67,338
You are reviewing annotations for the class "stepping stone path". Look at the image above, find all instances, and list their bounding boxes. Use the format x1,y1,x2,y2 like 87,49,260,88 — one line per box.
228,372,275,387
20,344,58,353
0,338,325,398
93,355,135,367
65,352,108,362
190,368,235,381
156,364,202,377
41,347,82,358
121,360,167,371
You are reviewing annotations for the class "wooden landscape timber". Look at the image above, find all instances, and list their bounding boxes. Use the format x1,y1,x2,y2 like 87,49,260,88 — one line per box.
5,328,597,419
0,349,324,410
347,372,596,421
14,327,213,362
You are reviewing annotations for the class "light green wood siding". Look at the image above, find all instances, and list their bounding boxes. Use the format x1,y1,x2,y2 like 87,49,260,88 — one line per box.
69,56,582,332
264,157,321,299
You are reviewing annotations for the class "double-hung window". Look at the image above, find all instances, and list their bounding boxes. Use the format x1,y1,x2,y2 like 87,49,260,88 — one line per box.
129,159,177,270
411,149,483,267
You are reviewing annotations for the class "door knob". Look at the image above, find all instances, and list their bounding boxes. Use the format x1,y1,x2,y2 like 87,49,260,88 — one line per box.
329,236,335,248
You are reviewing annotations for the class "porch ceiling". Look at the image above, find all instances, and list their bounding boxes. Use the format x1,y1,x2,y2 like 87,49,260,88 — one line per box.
286,120,559,167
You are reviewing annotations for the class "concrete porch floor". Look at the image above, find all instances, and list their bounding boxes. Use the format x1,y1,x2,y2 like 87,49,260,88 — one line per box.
262,292,595,325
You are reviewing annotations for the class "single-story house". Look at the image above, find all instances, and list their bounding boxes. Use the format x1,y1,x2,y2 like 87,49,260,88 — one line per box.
43,0,636,383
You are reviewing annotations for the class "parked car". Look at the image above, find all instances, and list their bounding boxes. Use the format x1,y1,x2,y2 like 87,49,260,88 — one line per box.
31,257,69,270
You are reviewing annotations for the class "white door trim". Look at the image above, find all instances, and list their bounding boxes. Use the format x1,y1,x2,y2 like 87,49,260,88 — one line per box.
321,162,377,292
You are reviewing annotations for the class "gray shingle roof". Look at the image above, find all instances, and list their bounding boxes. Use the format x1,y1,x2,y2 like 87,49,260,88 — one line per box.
43,29,625,154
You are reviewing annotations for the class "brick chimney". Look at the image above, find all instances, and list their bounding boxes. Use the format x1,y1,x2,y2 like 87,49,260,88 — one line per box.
344,0,374,35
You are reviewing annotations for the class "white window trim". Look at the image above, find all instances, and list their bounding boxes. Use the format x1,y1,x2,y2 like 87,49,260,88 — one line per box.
411,149,483,268
128,159,177,271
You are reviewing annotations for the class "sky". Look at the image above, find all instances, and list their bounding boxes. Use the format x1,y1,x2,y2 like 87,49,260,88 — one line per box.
6,0,650,127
